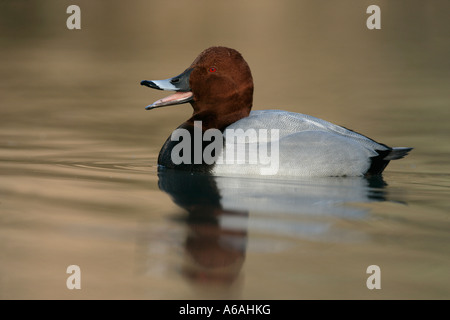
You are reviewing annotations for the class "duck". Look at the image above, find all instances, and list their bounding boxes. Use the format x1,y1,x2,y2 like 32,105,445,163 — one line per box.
140,46,412,177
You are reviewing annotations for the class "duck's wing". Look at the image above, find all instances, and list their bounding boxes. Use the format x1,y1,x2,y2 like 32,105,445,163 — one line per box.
217,110,403,176
238,110,390,152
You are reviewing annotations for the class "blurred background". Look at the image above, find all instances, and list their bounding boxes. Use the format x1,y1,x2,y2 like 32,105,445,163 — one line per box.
0,0,449,299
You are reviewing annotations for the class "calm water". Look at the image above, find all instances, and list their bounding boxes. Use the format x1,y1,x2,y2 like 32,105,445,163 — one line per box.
1,1,449,299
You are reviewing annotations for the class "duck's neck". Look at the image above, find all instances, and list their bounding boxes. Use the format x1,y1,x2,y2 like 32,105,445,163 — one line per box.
188,101,252,132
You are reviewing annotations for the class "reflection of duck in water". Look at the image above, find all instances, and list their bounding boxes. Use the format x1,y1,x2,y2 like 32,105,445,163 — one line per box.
157,169,392,288
158,169,248,287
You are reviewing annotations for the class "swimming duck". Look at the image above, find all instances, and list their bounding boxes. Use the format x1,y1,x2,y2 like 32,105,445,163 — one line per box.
140,46,412,177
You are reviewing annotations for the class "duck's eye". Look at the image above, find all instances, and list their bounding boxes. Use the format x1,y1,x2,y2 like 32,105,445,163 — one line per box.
209,67,217,73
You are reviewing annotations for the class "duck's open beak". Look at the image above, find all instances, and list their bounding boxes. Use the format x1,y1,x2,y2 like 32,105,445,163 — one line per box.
141,68,193,110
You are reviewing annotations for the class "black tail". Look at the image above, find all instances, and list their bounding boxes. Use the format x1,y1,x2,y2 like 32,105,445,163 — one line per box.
366,147,413,176
383,147,413,160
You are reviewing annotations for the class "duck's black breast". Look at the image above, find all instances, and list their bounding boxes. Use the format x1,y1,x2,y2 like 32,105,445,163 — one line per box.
157,123,222,173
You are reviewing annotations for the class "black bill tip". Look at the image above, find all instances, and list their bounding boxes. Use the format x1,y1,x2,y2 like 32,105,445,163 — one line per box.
140,80,161,90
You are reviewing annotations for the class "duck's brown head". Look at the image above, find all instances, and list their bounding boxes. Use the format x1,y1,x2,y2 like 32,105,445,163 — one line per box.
141,46,253,131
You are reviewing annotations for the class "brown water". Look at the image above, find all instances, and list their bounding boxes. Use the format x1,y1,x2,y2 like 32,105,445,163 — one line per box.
0,0,449,299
